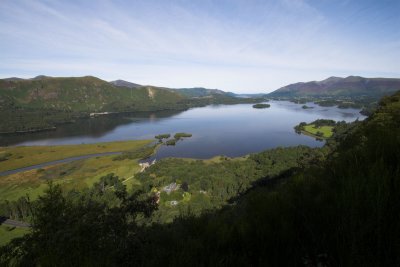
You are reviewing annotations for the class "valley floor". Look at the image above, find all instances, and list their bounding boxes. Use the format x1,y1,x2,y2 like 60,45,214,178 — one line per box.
0,140,154,201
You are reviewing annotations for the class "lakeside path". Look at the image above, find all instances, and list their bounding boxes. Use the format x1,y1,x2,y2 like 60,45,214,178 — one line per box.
0,152,122,177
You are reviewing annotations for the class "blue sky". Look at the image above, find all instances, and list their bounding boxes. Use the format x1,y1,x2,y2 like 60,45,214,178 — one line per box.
1,0,399,93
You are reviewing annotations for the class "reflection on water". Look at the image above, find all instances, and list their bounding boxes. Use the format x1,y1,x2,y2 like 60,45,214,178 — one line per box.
0,110,184,146
0,101,366,159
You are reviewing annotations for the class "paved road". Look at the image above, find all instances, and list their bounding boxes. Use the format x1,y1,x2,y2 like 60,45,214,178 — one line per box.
0,152,122,177
0,217,30,228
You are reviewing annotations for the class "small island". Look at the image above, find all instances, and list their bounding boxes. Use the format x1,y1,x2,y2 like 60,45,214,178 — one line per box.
174,132,192,139
252,103,271,109
155,132,192,146
155,134,171,142
165,139,177,146
302,105,314,109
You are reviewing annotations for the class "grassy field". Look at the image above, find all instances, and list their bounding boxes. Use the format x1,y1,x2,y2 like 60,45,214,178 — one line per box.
0,140,153,172
0,155,144,201
0,225,30,246
303,124,333,138
0,140,154,201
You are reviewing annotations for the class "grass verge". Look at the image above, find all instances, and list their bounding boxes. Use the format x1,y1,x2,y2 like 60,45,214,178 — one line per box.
0,225,30,246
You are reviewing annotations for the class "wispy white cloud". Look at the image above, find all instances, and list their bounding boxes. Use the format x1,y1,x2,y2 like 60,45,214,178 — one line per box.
0,0,399,92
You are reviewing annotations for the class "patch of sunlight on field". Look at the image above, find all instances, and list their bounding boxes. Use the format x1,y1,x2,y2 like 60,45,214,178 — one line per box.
0,155,143,202
0,225,30,246
303,124,333,138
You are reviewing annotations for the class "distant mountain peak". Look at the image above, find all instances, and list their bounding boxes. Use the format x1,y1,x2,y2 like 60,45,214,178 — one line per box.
32,75,52,80
3,77,24,81
110,80,142,88
318,76,343,84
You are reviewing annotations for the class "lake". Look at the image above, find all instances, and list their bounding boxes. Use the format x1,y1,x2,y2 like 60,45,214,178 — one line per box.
1,101,365,159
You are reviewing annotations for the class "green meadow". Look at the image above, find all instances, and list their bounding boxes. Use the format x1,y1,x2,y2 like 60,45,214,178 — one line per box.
303,124,334,138
0,225,30,247
0,140,154,202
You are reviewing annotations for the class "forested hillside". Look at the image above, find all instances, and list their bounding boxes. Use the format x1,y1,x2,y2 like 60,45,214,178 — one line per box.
170,87,235,98
0,76,260,133
0,91,399,266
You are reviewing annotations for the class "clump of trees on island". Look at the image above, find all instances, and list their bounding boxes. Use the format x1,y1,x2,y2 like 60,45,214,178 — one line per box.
302,105,313,109
155,134,171,141
154,132,192,146
252,103,271,109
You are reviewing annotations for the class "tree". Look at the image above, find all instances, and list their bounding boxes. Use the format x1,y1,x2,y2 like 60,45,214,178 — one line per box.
0,181,157,266
181,181,189,192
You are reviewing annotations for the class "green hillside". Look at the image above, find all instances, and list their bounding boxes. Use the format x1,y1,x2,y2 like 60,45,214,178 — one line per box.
171,87,235,98
0,76,260,133
0,76,186,112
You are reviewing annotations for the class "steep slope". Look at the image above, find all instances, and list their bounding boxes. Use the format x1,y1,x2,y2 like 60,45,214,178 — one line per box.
268,76,400,98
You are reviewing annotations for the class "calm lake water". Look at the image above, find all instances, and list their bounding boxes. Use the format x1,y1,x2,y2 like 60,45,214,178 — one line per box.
1,101,365,159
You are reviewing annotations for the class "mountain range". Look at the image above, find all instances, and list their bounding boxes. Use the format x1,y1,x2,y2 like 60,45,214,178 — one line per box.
267,76,400,98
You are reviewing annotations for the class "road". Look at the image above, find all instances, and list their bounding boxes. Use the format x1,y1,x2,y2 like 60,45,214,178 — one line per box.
0,152,122,177
0,217,30,228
